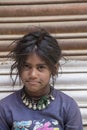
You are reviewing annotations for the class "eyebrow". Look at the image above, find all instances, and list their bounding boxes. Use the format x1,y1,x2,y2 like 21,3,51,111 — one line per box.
24,62,47,66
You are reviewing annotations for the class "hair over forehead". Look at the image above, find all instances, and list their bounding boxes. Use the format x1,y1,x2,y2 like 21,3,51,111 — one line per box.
13,28,61,65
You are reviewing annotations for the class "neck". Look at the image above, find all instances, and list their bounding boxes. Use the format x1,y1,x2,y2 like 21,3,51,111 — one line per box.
24,85,51,98
21,85,54,110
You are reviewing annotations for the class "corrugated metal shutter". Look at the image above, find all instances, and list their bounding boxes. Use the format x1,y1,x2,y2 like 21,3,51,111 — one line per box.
0,0,87,129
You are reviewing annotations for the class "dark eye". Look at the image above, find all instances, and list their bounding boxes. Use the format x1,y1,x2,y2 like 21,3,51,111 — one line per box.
23,64,31,70
38,65,46,71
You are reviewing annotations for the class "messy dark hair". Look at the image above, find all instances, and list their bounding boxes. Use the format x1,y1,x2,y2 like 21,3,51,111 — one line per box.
10,28,62,86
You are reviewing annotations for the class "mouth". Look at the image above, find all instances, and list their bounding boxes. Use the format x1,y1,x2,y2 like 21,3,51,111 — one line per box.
26,80,40,85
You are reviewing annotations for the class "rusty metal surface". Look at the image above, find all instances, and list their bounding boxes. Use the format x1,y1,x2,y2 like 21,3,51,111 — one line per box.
0,3,87,17
0,21,87,34
0,0,87,5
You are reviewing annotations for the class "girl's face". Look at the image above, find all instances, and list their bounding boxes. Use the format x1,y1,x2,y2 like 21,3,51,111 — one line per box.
20,53,51,97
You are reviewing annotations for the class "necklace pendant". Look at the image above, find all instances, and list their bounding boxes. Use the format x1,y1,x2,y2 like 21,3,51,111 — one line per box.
33,104,37,110
42,104,46,109
28,102,32,108
26,100,29,106
38,105,42,110
50,95,55,100
23,98,26,104
47,99,50,105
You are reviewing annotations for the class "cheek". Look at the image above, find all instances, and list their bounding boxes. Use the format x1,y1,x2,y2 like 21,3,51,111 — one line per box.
42,72,51,81
20,71,27,80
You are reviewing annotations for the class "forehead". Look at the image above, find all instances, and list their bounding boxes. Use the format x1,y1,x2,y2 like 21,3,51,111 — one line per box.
25,53,46,64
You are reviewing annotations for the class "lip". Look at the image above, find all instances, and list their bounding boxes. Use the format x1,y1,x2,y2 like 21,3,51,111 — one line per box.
26,81,40,85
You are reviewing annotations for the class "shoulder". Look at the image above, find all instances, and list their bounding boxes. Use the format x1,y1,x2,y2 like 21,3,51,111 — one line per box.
53,88,79,108
54,88,73,100
0,89,22,108
53,88,81,117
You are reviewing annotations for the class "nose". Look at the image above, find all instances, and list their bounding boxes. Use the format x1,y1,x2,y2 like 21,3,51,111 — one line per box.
29,68,38,78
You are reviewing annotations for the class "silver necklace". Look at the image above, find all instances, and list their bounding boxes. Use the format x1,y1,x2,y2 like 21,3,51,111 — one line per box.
21,87,55,110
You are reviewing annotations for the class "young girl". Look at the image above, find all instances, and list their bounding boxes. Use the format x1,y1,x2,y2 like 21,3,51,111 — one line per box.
0,28,83,130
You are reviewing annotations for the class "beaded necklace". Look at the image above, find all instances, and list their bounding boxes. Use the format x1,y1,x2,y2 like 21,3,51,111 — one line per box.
21,87,55,110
